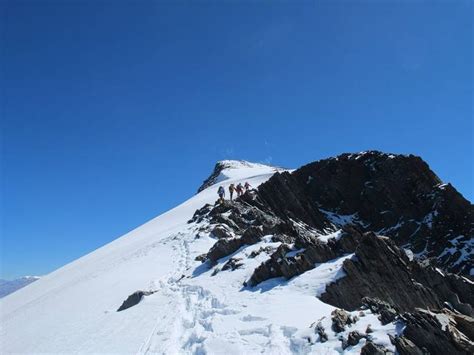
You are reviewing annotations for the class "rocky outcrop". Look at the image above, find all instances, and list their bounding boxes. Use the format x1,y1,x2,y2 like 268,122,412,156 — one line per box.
249,151,473,275
190,152,473,355
360,342,393,355
394,309,474,355
331,309,354,333
206,226,264,265
246,226,363,286
117,290,155,312
320,233,474,314
347,330,364,346
362,297,398,325
196,161,231,193
222,257,243,271
251,171,332,230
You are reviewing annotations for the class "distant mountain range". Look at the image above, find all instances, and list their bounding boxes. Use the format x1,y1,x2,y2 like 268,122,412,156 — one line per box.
0,276,40,298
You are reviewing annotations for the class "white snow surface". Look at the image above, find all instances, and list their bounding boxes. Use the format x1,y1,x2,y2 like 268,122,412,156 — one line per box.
205,160,285,190
0,161,397,354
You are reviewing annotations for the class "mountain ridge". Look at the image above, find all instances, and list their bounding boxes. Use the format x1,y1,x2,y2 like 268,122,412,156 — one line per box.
1,151,472,354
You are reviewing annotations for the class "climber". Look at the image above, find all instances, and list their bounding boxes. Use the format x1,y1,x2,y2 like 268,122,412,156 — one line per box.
244,182,252,192
217,186,225,203
229,183,235,201
236,183,244,197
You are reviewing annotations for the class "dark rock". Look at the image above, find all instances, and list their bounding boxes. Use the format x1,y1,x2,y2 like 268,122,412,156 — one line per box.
392,336,425,355
315,322,328,343
362,297,398,325
253,171,332,230
195,253,207,262
247,231,354,286
340,336,349,350
248,246,274,258
397,309,474,355
197,161,241,193
449,311,474,340
361,341,392,355
241,226,264,245
347,330,364,346
271,233,296,244
246,244,292,286
222,257,243,271
366,324,373,334
291,151,473,275
117,290,154,312
188,203,214,223
333,225,364,254
206,238,246,265
206,226,264,265
331,309,352,333
210,225,233,239
196,152,473,277
379,308,398,325
411,263,474,316
319,233,470,313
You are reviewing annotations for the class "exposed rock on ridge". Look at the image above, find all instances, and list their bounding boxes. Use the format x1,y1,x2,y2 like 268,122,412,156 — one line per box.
255,151,473,275
190,151,473,354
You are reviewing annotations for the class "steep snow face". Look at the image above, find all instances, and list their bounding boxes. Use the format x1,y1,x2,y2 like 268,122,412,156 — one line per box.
0,276,40,298
0,162,396,354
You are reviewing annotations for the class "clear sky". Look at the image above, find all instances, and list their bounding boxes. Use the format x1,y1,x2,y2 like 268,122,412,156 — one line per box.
1,0,472,279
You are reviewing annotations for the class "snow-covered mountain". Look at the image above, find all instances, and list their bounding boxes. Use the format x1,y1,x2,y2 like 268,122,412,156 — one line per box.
1,153,473,354
0,276,40,298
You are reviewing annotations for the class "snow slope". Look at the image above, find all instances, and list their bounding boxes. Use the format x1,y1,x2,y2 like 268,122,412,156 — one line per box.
0,161,397,354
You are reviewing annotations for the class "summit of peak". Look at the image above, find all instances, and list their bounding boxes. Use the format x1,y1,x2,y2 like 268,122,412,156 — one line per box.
215,160,274,170
197,160,283,193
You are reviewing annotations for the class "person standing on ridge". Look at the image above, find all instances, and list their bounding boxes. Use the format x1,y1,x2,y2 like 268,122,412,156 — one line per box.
229,183,235,201
217,186,225,203
244,182,251,192
236,183,244,197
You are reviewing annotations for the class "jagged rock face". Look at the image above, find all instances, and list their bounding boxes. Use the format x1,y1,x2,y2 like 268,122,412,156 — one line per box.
255,151,473,275
320,233,474,314
360,341,392,355
197,161,230,193
246,226,362,287
395,309,474,355
189,151,473,354
251,171,332,230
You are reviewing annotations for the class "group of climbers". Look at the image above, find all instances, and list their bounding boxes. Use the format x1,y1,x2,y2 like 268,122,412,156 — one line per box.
217,182,252,203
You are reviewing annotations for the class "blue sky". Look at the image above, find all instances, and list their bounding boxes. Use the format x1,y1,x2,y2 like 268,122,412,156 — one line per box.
1,0,472,279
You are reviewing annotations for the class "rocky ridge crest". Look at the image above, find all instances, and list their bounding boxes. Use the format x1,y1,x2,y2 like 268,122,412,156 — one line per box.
190,151,473,353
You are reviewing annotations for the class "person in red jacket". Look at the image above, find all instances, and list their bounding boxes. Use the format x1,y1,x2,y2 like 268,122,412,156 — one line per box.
236,183,244,197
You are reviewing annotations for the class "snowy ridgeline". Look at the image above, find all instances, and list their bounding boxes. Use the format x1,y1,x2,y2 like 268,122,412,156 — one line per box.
1,161,399,354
